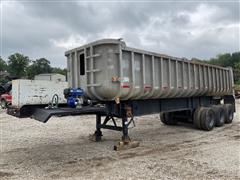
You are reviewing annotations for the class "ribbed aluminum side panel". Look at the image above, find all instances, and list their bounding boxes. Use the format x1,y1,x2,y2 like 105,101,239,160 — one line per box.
65,39,234,101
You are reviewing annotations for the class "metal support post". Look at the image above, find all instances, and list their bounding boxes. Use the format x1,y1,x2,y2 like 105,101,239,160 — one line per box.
122,116,130,142
93,114,102,141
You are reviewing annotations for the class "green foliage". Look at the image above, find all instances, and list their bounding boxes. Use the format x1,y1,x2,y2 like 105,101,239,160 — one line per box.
52,67,67,77
235,84,240,91
52,67,67,80
3,52,68,81
2,53,68,82
207,52,240,68
0,56,7,71
27,58,52,79
0,78,9,85
0,57,9,84
8,53,30,78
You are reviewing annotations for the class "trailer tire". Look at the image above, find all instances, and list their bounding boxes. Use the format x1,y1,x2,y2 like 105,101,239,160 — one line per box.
200,108,215,131
212,105,226,127
160,112,178,125
193,107,204,129
224,104,234,124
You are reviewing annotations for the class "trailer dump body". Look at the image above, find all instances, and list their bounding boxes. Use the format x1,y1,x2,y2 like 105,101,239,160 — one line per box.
65,39,234,101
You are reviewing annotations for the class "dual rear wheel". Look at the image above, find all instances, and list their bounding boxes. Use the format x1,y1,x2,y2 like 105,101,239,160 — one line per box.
193,107,215,131
193,104,234,131
160,104,234,131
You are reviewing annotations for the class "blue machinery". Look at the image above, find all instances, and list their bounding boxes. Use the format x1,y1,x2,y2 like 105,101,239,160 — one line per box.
64,88,85,108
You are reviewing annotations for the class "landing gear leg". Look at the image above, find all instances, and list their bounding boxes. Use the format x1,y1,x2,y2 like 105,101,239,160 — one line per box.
90,114,102,142
114,115,140,150
122,116,130,142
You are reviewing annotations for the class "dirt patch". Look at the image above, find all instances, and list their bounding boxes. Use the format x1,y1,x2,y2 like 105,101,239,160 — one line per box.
0,171,14,177
232,135,240,140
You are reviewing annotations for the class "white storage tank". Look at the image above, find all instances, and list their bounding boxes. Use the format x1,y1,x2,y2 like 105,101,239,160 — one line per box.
65,39,234,101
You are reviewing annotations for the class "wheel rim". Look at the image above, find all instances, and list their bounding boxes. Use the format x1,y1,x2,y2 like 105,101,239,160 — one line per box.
208,111,215,128
1,101,6,108
209,118,214,127
229,110,234,121
219,111,225,124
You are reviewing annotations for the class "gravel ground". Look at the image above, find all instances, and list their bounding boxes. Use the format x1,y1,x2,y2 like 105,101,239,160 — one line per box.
0,100,239,180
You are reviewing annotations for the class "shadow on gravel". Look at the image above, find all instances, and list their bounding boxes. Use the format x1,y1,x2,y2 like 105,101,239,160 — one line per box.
0,171,14,178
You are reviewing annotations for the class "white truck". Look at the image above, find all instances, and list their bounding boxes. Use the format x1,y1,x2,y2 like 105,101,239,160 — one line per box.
8,79,68,117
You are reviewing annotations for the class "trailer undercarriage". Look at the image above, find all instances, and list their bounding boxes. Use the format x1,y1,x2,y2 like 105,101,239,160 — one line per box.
7,95,235,150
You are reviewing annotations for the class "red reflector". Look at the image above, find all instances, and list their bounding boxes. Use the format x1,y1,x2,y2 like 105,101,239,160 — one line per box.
122,83,130,88
144,85,152,92
144,85,152,89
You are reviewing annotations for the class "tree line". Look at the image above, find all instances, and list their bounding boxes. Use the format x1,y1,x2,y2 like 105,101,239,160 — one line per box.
0,53,67,84
0,51,239,85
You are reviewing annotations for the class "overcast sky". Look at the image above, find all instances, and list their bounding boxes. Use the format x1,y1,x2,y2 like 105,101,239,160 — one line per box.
1,1,239,68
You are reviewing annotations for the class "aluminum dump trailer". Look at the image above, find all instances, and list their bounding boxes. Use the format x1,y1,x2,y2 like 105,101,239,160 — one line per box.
10,39,236,150
65,39,234,101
